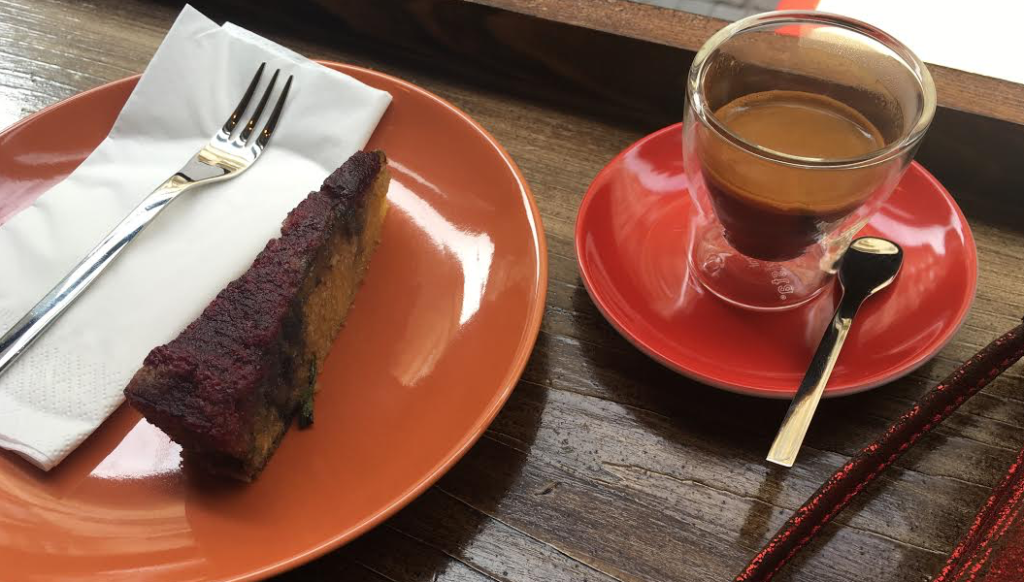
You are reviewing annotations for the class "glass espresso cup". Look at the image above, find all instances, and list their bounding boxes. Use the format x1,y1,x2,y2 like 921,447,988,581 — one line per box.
683,11,936,310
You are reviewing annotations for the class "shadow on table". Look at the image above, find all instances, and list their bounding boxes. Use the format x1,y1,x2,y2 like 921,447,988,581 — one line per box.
277,337,550,581
566,282,935,560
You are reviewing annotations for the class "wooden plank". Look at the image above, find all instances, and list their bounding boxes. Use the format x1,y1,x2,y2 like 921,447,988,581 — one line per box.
464,0,727,51
462,0,1024,125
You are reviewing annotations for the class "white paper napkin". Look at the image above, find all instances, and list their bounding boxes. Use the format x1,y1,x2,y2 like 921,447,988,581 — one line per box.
0,5,392,470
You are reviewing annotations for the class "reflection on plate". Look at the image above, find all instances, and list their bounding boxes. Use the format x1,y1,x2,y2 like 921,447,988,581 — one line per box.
0,62,546,582
576,123,976,398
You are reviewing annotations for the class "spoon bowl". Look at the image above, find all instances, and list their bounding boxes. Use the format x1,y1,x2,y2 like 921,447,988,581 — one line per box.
839,237,904,301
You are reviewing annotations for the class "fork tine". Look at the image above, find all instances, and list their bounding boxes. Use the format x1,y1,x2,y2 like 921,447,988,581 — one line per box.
239,69,279,143
255,75,293,148
223,62,265,134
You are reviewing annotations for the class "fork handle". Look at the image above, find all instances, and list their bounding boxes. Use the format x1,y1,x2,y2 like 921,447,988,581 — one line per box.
0,175,191,378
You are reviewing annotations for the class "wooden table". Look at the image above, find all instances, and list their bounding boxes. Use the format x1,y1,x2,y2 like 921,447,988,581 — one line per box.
3,1,1023,580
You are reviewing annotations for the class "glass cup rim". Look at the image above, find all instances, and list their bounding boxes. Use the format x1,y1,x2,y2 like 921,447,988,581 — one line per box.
686,10,937,170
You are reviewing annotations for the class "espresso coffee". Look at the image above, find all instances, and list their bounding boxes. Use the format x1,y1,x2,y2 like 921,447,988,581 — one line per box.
697,90,886,261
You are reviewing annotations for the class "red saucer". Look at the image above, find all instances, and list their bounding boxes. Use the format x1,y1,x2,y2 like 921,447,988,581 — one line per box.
576,123,977,398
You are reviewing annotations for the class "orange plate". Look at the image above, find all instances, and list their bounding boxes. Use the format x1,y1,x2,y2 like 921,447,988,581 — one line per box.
0,63,546,581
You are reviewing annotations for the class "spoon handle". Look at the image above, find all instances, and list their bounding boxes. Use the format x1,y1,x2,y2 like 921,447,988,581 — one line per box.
767,299,859,467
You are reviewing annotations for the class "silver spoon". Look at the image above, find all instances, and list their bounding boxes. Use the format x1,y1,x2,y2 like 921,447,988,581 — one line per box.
767,237,904,467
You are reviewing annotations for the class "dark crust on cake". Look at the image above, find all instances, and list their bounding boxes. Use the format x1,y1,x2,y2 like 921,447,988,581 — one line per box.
124,150,387,479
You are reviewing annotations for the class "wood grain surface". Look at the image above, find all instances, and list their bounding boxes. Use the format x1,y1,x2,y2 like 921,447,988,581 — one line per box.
1,0,1023,581
462,0,1024,126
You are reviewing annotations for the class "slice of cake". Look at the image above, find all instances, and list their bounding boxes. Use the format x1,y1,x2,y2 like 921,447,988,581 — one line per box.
124,150,390,481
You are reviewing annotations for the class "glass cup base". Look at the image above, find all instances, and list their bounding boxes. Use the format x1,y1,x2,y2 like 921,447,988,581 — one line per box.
689,225,832,311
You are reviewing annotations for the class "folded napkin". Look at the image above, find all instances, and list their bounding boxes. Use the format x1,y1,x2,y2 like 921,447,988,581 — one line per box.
0,5,392,470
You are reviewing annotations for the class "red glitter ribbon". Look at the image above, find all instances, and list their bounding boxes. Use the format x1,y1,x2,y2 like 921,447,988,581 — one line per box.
935,443,1024,581
736,318,1024,582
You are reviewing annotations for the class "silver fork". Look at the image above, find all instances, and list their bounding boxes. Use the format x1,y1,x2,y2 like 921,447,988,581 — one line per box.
0,63,293,377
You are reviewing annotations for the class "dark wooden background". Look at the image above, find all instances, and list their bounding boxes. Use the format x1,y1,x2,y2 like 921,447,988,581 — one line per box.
1,0,1022,580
